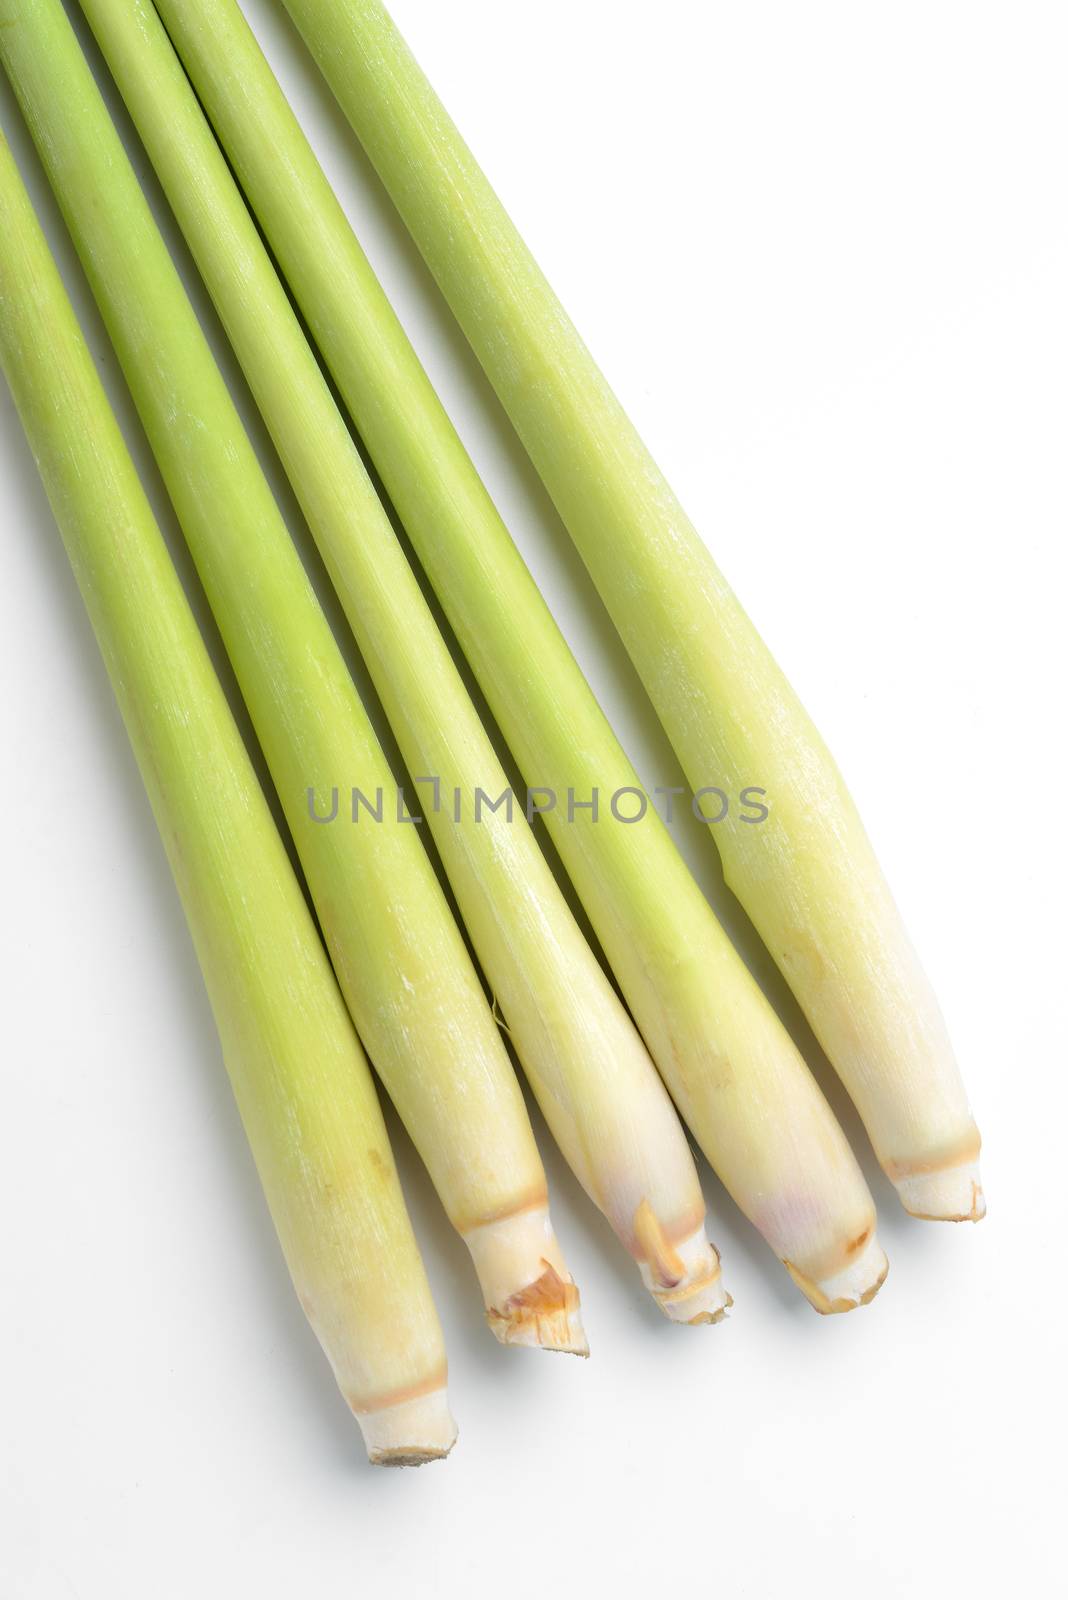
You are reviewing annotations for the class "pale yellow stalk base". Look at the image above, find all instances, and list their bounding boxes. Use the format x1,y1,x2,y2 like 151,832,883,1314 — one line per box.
637,1226,731,1325
355,1388,458,1467
785,1232,889,1315
465,1206,588,1355
894,1159,986,1223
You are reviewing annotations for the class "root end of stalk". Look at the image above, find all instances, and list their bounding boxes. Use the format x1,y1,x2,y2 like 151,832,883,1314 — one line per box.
636,1220,732,1326
684,1290,734,1326
487,1263,589,1356
355,1387,458,1467
368,1444,455,1469
785,1232,889,1315
466,1202,586,1352
893,1158,986,1223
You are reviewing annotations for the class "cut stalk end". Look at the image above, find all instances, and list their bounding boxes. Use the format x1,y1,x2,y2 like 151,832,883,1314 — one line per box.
465,1205,588,1355
637,1225,731,1325
355,1387,458,1467
784,1232,889,1315
486,1263,588,1356
894,1158,986,1222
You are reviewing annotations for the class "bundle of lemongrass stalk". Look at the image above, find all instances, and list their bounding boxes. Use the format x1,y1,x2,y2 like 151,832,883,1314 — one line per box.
0,0,983,1468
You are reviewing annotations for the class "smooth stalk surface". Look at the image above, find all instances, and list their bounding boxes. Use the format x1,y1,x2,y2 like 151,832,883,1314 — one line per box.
282,0,983,1222
0,0,584,1349
153,0,889,1308
81,0,728,1325
0,127,454,1464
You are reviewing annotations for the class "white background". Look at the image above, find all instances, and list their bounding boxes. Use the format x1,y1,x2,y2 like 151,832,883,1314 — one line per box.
1,2,1064,1595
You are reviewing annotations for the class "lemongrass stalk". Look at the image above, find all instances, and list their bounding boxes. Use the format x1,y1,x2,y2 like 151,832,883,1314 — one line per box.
0,128,454,1464
280,0,983,1223
148,0,887,1310
0,0,585,1350
77,0,727,1326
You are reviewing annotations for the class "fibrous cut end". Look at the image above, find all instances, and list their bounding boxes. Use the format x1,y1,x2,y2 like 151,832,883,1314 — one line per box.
893,1157,986,1222
634,1206,731,1325
784,1231,889,1315
355,1387,458,1467
487,1263,589,1356
655,1257,732,1326
465,1202,588,1354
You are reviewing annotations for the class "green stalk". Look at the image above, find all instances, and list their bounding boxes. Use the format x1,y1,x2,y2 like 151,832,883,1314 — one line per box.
0,0,585,1351
0,126,454,1464
76,0,728,1325
151,0,889,1309
280,0,984,1224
